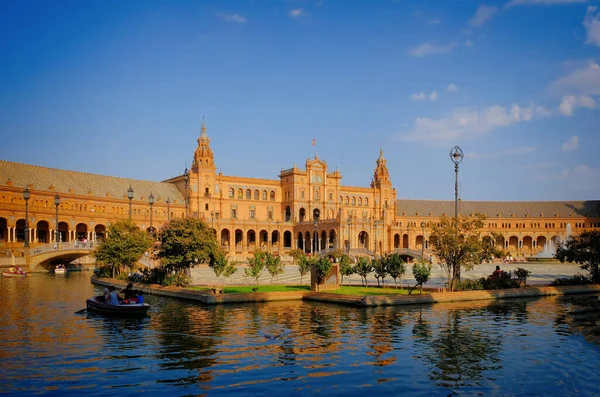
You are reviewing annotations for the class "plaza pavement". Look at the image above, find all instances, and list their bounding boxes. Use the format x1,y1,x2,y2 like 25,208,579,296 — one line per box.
190,261,584,288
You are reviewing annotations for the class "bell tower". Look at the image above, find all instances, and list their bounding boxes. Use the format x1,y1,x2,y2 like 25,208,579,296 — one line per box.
371,147,396,221
189,120,217,219
193,120,216,171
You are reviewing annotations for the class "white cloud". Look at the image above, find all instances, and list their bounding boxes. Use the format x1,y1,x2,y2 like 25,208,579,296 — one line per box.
409,42,457,57
447,83,458,93
217,13,247,23
400,103,550,143
561,135,579,151
559,95,596,115
411,92,427,100
550,62,600,97
584,6,600,46
469,5,499,27
507,0,586,6
289,8,305,18
429,90,438,101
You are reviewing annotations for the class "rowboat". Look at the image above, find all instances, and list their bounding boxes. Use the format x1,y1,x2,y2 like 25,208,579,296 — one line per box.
2,271,28,278
54,266,66,274
86,296,150,317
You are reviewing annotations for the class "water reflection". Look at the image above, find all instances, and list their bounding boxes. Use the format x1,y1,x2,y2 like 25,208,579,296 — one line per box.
1,274,599,396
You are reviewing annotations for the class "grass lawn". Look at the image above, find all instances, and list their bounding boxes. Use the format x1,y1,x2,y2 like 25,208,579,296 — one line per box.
326,285,420,296
188,285,311,293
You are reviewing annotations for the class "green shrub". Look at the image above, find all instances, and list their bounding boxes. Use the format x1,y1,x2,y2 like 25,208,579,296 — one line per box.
162,271,191,287
551,274,592,286
455,278,485,291
141,267,168,285
514,267,531,279
94,266,112,278
456,277,520,291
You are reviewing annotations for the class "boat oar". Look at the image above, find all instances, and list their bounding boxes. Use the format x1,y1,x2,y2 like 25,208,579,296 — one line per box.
75,308,87,314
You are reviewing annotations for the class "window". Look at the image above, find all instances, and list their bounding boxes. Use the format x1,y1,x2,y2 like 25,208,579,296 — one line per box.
270,191,275,201
237,189,243,199
250,209,255,219
205,204,209,211
358,198,362,206
254,190,259,200
262,190,267,200
314,188,319,200
231,209,237,219
268,210,273,220
365,198,369,206
246,189,251,200
329,192,333,201
351,197,356,206
345,197,349,205
301,190,305,199
229,188,234,198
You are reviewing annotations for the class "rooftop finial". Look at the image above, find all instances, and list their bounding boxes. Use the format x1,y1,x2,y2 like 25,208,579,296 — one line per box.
201,116,206,135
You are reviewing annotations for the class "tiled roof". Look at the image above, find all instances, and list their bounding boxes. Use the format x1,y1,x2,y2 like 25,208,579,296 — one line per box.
396,199,600,218
0,160,184,203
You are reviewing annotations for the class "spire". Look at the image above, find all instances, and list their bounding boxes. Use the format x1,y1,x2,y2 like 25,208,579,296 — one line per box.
193,119,215,168
372,146,390,187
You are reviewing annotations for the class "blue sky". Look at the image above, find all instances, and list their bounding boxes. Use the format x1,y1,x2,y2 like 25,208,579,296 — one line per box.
2,0,599,201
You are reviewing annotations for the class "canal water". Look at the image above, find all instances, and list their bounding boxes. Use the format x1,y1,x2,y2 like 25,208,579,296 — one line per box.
1,272,599,396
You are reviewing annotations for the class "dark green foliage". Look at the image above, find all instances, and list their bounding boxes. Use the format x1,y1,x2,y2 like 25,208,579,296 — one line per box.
354,257,373,287
296,253,311,284
140,266,169,285
385,253,406,289
162,271,192,287
409,262,432,294
156,217,223,275
551,274,593,286
455,278,485,291
265,252,284,284
514,267,531,280
93,219,153,277
456,277,520,290
372,257,387,286
94,266,112,278
245,250,266,286
314,256,332,291
555,230,600,283
338,254,353,285
210,254,238,283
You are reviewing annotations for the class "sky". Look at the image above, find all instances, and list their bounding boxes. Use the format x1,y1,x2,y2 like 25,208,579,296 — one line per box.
1,0,599,202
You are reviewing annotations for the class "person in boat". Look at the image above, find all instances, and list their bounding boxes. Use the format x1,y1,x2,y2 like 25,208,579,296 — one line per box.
121,283,137,302
108,286,121,305
103,287,110,303
136,290,144,304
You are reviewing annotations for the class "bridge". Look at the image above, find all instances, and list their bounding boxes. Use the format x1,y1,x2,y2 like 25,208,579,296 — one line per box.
26,241,96,272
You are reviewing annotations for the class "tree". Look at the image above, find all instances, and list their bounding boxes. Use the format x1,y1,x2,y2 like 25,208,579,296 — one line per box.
429,214,486,292
265,252,284,284
210,253,238,284
372,256,387,287
245,250,266,286
93,219,152,277
155,217,223,275
290,249,305,265
385,253,406,289
296,253,311,285
409,262,432,294
338,254,353,286
481,232,507,262
314,256,332,291
222,258,238,284
555,230,600,283
354,257,373,287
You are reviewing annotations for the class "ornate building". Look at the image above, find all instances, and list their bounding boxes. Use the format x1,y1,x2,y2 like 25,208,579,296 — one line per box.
1,122,599,264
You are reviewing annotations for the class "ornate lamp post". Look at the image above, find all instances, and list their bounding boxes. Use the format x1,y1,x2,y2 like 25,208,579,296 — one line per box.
449,146,464,222
148,193,154,236
184,167,189,217
54,194,60,243
210,210,215,232
166,198,171,222
23,186,30,247
127,185,134,220
421,221,426,261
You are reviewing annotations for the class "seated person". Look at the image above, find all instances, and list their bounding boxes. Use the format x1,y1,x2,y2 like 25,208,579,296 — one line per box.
136,291,144,304
108,286,121,305
103,287,110,303
490,265,504,279
121,283,137,302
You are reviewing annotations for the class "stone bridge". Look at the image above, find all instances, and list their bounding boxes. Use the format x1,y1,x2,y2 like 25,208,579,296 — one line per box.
26,241,96,272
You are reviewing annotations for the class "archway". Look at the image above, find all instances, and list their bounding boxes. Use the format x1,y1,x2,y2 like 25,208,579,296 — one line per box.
76,223,88,241
402,234,408,249
285,206,291,222
358,231,369,250
36,220,50,243
0,217,7,242
283,230,292,249
58,222,69,242
94,224,106,240
247,230,256,250
221,228,231,248
299,208,306,222
394,233,400,249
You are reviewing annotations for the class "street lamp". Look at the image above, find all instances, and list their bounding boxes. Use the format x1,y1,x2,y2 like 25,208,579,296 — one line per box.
421,221,426,261
347,218,351,255
148,193,154,236
54,194,61,243
166,198,171,222
127,185,134,220
449,146,464,222
184,167,189,217
23,186,30,247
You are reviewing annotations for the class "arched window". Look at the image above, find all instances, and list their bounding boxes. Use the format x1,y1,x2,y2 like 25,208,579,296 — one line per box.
351,197,356,206
246,189,251,200
262,190,267,200
229,188,234,198
345,196,349,205
358,198,362,206
270,191,275,201
314,188,319,200
365,198,369,206
254,190,259,200
237,189,243,199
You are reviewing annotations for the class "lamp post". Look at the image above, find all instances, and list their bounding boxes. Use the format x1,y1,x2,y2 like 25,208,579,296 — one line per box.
277,220,281,252
127,185,134,221
184,167,189,217
449,146,464,222
54,194,60,243
23,187,30,247
148,193,154,236
347,218,351,255
166,198,171,222
313,218,318,255
210,210,214,233
421,221,426,261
